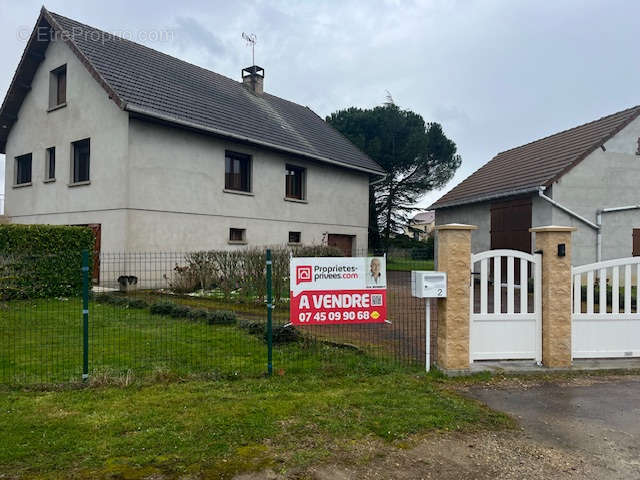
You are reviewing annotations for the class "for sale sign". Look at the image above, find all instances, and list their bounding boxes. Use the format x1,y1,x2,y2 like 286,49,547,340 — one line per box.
290,256,387,325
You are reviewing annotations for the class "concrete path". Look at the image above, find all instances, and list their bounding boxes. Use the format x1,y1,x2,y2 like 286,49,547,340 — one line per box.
470,376,640,479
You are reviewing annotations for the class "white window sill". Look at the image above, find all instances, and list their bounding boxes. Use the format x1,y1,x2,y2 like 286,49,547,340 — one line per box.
288,242,302,246
43,178,56,184
228,240,248,245
284,197,308,204
68,180,91,188
47,102,67,113
12,182,32,189
223,189,254,196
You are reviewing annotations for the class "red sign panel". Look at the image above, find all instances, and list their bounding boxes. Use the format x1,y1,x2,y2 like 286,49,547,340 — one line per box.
290,257,387,326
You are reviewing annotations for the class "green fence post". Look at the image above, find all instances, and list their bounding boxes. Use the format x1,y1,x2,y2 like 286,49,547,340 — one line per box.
82,249,89,381
266,249,273,376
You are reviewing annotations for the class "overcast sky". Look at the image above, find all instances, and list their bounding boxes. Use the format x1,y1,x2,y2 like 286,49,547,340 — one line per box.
1,0,639,211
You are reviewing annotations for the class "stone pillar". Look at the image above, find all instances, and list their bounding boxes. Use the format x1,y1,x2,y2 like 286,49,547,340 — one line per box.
530,226,576,368
436,224,477,372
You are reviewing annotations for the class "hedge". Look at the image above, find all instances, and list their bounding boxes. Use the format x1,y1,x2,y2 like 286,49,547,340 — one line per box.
0,224,94,299
169,245,344,302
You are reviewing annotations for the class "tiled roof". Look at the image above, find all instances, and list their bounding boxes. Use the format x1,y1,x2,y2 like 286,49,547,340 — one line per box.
0,9,385,175
431,105,640,209
411,211,435,224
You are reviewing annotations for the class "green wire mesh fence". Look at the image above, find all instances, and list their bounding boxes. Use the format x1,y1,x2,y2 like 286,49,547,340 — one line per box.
0,247,435,385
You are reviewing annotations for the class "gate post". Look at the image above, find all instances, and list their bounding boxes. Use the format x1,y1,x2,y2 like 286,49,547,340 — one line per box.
530,226,577,368
435,224,477,372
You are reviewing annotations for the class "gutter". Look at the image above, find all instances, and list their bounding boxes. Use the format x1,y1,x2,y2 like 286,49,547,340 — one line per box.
369,174,387,186
125,103,387,178
431,186,541,210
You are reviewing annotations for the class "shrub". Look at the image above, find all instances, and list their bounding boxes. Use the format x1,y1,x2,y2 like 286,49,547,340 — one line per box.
268,325,301,344
167,264,200,294
165,244,343,303
93,293,149,310
127,298,149,309
0,225,94,299
206,310,237,325
169,305,191,318
187,308,209,320
238,319,265,335
150,301,178,316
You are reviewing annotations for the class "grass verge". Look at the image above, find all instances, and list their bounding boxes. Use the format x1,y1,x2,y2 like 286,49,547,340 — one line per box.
387,258,434,272
0,299,401,385
0,372,512,479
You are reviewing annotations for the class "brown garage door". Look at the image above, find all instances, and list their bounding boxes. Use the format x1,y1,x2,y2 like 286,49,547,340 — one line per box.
327,234,354,257
491,197,532,279
490,197,532,253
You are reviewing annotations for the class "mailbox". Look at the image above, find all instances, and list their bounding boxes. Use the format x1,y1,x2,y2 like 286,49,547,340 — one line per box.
411,271,447,298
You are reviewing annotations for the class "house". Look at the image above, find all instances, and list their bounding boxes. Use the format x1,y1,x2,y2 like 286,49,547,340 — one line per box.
403,211,435,241
431,105,640,266
0,8,385,257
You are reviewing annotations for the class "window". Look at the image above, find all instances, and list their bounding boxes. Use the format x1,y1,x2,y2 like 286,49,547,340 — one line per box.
225,151,251,192
285,164,306,200
49,65,66,108
71,138,90,184
229,228,246,243
15,153,32,185
288,231,301,244
45,147,56,180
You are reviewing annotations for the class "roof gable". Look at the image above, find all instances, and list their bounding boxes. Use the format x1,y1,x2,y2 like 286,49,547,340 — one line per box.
0,8,385,175
431,105,640,209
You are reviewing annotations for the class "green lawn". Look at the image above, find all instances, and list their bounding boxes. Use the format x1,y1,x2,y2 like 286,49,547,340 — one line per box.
387,258,434,272
0,373,511,479
0,297,513,478
0,299,393,385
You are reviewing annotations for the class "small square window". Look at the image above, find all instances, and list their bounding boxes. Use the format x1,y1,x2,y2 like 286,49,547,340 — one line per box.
49,65,66,108
15,153,32,185
225,151,251,192
71,138,90,184
285,164,306,200
288,231,301,244
45,147,56,180
229,228,246,243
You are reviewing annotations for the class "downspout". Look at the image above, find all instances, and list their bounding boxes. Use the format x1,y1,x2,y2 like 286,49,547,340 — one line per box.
596,204,640,261
537,187,601,259
369,174,387,186
537,187,599,230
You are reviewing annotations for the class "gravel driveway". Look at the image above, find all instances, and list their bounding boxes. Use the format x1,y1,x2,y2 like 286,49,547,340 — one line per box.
236,375,640,479
469,375,640,479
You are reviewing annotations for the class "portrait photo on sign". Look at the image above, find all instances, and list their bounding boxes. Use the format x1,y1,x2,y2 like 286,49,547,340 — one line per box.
366,257,386,288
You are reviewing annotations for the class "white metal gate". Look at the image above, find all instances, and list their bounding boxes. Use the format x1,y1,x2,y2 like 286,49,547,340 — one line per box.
572,257,640,358
470,249,542,362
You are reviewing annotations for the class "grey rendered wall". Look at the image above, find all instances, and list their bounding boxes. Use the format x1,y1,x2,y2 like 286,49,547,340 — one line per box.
550,115,640,266
126,119,370,251
3,38,371,254
435,201,491,253
4,37,130,250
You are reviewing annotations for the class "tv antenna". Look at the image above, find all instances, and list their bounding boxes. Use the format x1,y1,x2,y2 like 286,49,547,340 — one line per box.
242,32,257,65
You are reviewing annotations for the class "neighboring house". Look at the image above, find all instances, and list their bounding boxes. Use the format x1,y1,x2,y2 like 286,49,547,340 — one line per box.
403,211,435,241
0,8,385,257
431,105,640,266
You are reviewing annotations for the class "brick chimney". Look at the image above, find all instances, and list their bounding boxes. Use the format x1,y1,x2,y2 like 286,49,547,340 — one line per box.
242,65,264,95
